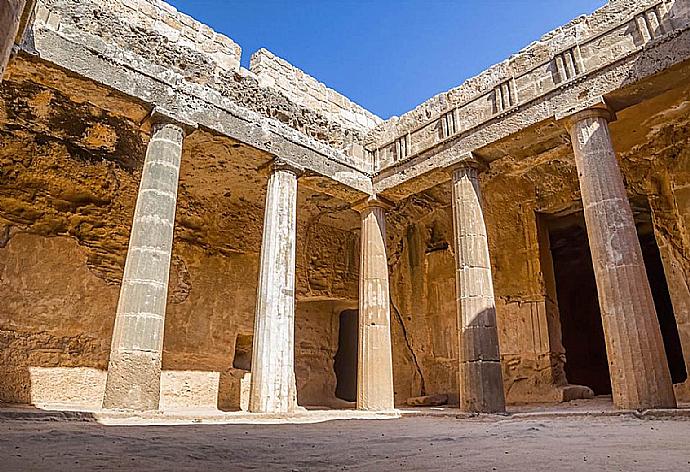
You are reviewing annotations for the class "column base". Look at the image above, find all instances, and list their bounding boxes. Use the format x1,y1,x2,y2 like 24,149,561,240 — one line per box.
459,360,506,413
248,375,298,415
102,350,161,411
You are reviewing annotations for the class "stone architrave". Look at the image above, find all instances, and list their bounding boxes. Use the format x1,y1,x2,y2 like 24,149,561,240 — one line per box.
248,161,300,414
451,160,506,413
353,196,395,411
103,121,185,411
566,106,676,409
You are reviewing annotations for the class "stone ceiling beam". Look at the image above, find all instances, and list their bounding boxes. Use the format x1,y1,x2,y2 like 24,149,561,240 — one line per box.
21,15,373,199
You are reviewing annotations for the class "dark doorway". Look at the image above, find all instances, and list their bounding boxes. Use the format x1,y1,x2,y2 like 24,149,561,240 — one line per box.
548,215,612,395
334,309,359,402
637,219,687,384
547,208,687,395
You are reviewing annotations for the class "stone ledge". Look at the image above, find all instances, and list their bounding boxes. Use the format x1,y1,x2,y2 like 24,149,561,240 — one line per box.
0,405,401,425
367,0,686,173
250,48,382,133
4,400,690,425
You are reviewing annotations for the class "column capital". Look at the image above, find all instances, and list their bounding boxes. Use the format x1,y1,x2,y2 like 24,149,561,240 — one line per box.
446,154,488,177
352,195,394,214
147,107,198,136
258,158,305,177
562,104,616,132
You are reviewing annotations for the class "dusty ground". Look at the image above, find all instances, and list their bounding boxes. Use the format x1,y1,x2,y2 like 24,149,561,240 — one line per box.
1,415,690,471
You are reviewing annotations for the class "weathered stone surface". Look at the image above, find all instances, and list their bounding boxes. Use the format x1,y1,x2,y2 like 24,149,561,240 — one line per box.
250,49,382,136
405,394,448,407
355,198,394,411
249,164,299,414
0,0,33,82
103,122,185,411
451,163,506,413
1,0,689,415
567,107,676,409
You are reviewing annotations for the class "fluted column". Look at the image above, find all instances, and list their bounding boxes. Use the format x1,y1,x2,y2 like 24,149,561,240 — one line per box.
451,160,506,413
354,197,395,411
103,122,185,411
567,107,676,409
248,161,300,414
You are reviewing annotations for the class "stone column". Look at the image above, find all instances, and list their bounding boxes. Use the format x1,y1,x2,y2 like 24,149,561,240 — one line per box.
248,161,300,414
567,107,676,409
103,122,185,411
451,161,506,413
1,0,34,82
354,197,395,411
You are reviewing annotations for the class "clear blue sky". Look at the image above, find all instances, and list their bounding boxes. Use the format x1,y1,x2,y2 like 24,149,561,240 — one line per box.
167,0,606,119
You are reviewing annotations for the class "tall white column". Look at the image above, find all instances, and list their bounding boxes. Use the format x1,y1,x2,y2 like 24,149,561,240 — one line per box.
567,107,676,409
249,161,300,414
354,197,395,411
103,121,185,411
451,160,506,413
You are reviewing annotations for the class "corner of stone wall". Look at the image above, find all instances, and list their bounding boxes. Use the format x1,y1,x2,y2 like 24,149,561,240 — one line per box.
249,47,382,133
34,0,242,74
134,0,243,73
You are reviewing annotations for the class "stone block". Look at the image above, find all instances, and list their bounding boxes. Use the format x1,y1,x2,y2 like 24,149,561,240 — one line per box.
405,394,449,407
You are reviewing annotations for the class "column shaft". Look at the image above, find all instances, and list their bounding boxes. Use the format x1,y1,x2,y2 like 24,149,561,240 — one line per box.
249,165,298,414
568,109,675,409
0,0,27,81
103,123,184,410
357,202,395,411
452,164,506,413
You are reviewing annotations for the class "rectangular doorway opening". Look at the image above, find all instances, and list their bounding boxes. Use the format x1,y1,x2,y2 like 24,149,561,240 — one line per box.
547,213,612,395
545,205,687,395
636,207,687,385
334,309,359,402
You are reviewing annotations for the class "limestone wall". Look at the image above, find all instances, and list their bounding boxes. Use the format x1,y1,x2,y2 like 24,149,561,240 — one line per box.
0,63,363,408
36,0,242,78
250,49,381,134
367,0,686,173
0,233,357,408
24,0,378,189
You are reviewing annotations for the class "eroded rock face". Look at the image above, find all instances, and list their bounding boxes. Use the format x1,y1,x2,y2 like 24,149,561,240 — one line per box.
382,78,690,404
0,58,363,408
1,0,689,410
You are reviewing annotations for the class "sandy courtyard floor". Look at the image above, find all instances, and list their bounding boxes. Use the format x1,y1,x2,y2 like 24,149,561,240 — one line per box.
1,415,690,471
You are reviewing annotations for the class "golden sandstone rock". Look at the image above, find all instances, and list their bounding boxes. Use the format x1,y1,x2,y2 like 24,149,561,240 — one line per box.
0,0,689,416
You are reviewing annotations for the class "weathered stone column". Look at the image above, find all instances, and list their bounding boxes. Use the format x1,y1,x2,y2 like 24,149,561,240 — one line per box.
103,121,185,411
451,160,506,413
248,161,300,414
1,0,34,81
354,196,395,411
567,107,676,409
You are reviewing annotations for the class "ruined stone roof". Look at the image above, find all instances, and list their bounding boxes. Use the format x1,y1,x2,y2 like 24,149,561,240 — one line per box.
16,0,690,200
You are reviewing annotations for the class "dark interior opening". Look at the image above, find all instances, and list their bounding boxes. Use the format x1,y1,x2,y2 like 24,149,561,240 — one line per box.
232,334,253,371
637,219,687,384
547,207,687,395
548,215,612,395
334,309,359,402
